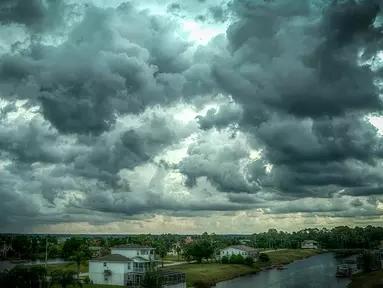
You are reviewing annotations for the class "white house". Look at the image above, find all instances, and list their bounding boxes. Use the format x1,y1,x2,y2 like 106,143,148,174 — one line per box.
219,245,259,259
89,244,186,287
89,254,134,286
111,244,156,261
301,240,319,249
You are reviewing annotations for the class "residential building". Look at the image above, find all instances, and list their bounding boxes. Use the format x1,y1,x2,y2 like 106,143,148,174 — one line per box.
301,240,319,249
219,245,259,259
89,246,103,258
111,244,156,261
89,244,185,287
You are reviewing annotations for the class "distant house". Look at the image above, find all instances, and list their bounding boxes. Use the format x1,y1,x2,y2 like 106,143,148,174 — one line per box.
111,244,156,261
89,246,103,258
301,240,319,249
219,245,259,260
168,242,182,256
89,244,185,287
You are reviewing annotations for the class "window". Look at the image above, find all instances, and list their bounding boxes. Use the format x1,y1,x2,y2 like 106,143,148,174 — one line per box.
137,251,139,255
103,262,107,267
128,263,131,269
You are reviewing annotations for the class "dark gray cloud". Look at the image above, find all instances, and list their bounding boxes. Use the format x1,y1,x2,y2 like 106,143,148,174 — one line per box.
0,3,206,134
0,0,383,231
202,0,383,198
0,0,67,31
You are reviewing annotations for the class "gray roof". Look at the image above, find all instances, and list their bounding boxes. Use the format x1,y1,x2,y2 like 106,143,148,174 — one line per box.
91,254,131,262
132,256,150,262
225,245,258,253
112,244,153,249
302,240,318,244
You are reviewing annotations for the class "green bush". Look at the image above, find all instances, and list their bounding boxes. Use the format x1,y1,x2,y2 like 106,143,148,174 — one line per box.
193,280,214,288
259,253,270,262
244,256,254,266
229,254,244,264
221,255,229,264
83,276,90,284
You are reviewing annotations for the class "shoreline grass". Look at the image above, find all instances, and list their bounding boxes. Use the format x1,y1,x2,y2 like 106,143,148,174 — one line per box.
348,270,383,288
165,249,320,287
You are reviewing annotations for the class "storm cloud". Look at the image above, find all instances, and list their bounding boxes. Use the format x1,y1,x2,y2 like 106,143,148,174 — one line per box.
0,0,382,233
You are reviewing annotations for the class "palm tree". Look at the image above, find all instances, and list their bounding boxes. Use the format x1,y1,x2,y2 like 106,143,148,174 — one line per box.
50,271,82,288
69,251,86,279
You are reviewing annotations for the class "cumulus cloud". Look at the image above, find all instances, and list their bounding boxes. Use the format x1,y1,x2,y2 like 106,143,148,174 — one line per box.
0,0,382,232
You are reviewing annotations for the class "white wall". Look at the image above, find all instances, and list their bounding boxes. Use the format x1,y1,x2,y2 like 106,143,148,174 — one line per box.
111,248,155,260
220,248,249,258
302,243,318,249
89,261,131,286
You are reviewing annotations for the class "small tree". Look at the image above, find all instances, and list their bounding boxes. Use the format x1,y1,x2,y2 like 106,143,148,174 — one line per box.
155,244,168,268
259,253,270,262
70,250,87,279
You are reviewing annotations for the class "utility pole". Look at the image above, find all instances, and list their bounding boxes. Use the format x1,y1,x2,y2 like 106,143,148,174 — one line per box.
45,237,48,269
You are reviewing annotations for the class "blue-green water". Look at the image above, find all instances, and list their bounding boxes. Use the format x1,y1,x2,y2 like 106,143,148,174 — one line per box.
216,253,351,288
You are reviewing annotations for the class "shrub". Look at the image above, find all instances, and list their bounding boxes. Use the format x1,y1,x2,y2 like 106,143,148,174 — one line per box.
221,255,229,264
259,253,270,262
230,254,244,264
83,276,90,284
244,256,254,266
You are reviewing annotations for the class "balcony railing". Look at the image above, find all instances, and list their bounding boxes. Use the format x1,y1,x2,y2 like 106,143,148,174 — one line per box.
133,267,145,273
104,270,112,276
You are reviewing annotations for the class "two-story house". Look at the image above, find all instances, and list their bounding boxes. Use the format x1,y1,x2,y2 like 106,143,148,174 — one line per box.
89,244,185,287
89,245,157,286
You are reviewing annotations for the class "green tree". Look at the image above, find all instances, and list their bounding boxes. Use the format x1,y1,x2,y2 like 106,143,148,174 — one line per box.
155,244,168,268
140,270,163,288
183,239,214,263
259,253,270,262
244,256,254,266
50,271,82,288
221,255,229,264
229,254,244,264
0,266,48,288
69,250,87,279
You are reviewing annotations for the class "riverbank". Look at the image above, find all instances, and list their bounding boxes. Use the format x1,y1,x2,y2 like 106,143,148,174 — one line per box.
348,270,383,288
165,249,320,287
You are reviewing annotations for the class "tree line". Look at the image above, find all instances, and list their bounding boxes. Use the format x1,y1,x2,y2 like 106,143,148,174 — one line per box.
1,225,382,262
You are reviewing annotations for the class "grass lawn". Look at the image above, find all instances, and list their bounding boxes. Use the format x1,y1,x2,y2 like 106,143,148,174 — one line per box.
163,254,184,262
266,249,319,265
165,249,320,287
164,263,258,287
348,270,383,288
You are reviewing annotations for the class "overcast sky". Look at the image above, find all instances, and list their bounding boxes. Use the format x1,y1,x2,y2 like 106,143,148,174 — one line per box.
0,0,382,234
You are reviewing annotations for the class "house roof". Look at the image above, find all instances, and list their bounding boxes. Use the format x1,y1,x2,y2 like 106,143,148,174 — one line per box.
302,240,318,244
90,254,131,262
224,245,258,253
112,244,153,249
132,256,150,262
